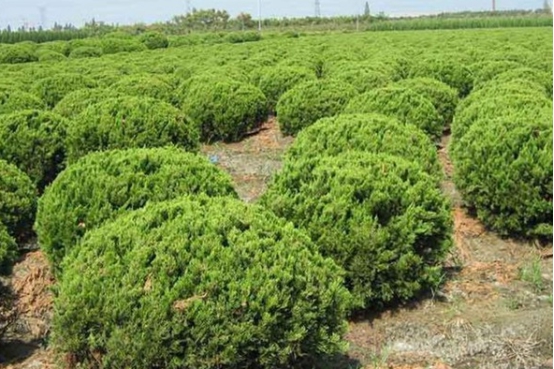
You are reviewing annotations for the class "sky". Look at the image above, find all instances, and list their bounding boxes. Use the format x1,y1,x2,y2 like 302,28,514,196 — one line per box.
0,0,545,29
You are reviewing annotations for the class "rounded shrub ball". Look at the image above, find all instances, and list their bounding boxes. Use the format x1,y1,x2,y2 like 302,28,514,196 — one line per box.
257,66,317,113
286,113,441,177
451,91,552,142
328,66,391,94
53,195,351,369
100,38,146,55
0,110,69,190
451,112,552,239
180,76,268,142
409,56,473,97
32,73,99,108
112,74,174,103
276,79,358,135
470,60,521,88
35,147,238,270
66,95,200,162
52,88,122,118
69,46,103,59
139,31,169,49
0,45,37,64
261,152,453,309
394,78,459,126
0,88,45,115
344,86,443,140
0,159,36,240
487,67,552,97
36,49,66,63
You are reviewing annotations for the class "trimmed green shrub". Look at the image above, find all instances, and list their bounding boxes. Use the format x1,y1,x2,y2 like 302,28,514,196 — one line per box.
32,73,99,108
69,46,103,59
37,41,70,56
224,31,262,44
451,91,552,141
410,56,473,97
0,224,17,274
52,195,351,369
276,79,357,136
180,76,267,142
257,66,317,113
0,110,69,190
100,38,147,55
36,148,237,269
261,152,452,309
66,96,199,162
394,78,459,126
36,49,66,62
328,67,391,94
0,45,37,64
470,60,521,87
0,159,36,240
487,67,552,96
52,88,122,118
112,74,174,103
286,113,442,177
344,86,443,140
451,112,553,239
139,31,169,49
0,88,45,115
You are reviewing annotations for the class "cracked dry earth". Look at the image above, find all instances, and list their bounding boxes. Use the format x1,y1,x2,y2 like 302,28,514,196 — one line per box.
1,120,552,369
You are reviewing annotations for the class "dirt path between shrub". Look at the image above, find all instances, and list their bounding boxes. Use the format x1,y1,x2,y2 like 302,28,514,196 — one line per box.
1,121,552,369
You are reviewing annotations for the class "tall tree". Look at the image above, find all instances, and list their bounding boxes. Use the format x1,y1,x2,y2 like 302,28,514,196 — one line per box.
364,2,371,17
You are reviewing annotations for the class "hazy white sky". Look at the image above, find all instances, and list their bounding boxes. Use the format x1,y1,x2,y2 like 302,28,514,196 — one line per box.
0,0,545,29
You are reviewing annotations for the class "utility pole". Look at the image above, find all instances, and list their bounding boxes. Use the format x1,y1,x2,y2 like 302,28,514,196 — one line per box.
492,0,496,11
315,0,321,17
258,0,262,32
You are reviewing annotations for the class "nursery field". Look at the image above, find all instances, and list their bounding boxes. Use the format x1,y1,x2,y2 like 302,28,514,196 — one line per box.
0,26,552,369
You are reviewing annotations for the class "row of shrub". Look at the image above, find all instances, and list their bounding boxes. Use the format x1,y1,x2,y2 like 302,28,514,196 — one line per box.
450,67,553,239
0,32,169,64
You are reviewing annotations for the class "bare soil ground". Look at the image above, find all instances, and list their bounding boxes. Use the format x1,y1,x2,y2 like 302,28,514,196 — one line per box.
1,120,552,369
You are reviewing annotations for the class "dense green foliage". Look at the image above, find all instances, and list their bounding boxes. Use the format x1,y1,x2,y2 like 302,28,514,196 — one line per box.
36,147,237,269
286,113,442,177
52,88,121,118
276,79,357,135
139,31,170,49
36,49,67,62
327,64,391,93
0,110,69,190
0,159,36,240
409,56,473,97
112,74,174,103
53,195,351,369
261,153,452,308
66,95,199,162
0,88,46,115
256,66,317,113
31,73,99,108
68,46,103,59
470,60,521,87
394,77,459,125
344,86,443,139
100,38,146,54
451,91,552,141
180,76,268,142
451,113,552,238
0,224,17,273
485,67,552,96
0,45,37,64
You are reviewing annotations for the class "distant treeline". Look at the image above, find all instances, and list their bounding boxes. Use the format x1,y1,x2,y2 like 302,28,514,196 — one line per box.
0,8,551,44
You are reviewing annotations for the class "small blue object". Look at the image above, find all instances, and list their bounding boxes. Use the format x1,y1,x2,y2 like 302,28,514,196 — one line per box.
209,155,219,164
